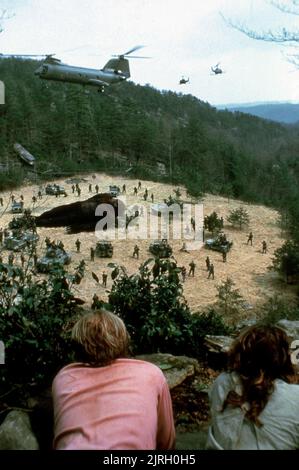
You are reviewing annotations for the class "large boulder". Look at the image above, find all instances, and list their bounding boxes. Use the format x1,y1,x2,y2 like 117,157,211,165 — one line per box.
136,353,200,389
0,410,39,450
277,320,299,342
204,335,234,354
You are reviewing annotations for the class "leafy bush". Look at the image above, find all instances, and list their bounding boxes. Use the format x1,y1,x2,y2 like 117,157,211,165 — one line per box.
271,240,299,284
0,260,85,390
109,258,230,357
259,295,299,325
227,206,250,229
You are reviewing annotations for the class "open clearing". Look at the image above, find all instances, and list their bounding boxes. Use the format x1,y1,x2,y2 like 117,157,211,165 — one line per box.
0,173,295,322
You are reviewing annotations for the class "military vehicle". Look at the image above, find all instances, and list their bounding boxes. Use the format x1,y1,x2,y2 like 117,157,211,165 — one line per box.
9,210,36,231
109,185,121,198
95,241,113,258
149,239,172,258
205,233,233,253
11,201,23,214
37,246,71,273
45,184,66,196
4,232,39,252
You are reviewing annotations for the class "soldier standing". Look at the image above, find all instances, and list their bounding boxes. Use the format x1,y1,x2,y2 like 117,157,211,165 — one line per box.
222,250,227,263
89,183,92,193
11,194,15,202
138,181,142,190
247,232,253,246
143,192,148,201
0,228,3,245
77,187,81,197
151,193,154,203
188,260,196,277
38,190,42,199
122,184,126,194
90,247,95,261
20,194,24,202
208,263,215,280
133,245,140,259
205,256,210,271
72,185,75,194
32,196,37,204
33,253,38,267
91,294,101,310
8,252,14,265
0,197,3,206
75,239,81,253
133,187,138,196
262,240,267,254
95,184,99,194
191,217,195,231
102,271,108,287
181,266,187,282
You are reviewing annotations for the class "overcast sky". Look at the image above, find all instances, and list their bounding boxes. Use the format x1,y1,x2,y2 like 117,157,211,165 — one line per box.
1,0,298,105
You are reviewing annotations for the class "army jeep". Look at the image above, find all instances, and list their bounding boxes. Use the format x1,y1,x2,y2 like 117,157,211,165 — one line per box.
205,232,233,253
4,232,39,252
108,185,121,198
11,201,23,214
37,246,71,273
95,241,114,258
149,239,173,258
45,184,66,196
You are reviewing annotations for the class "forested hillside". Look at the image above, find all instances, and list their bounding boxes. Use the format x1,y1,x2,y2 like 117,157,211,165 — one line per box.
1,57,299,213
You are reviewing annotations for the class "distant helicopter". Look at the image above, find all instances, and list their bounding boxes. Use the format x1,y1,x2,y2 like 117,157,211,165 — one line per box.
179,76,189,85
0,46,148,92
211,63,223,75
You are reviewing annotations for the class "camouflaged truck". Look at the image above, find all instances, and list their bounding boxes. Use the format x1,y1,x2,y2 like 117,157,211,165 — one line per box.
205,232,233,253
95,241,114,258
149,239,173,258
4,232,39,252
36,246,71,273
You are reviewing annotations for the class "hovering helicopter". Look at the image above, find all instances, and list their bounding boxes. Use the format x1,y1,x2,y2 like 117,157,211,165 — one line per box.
179,76,189,85
0,46,147,92
211,63,223,75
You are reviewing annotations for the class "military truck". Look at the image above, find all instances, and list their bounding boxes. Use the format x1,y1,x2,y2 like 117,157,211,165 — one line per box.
37,246,71,273
149,239,172,258
11,201,23,214
45,184,66,196
109,185,120,197
95,241,113,258
205,232,233,253
4,232,39,252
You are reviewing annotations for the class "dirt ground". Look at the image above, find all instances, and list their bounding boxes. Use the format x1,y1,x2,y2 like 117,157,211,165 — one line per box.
0,172,295,321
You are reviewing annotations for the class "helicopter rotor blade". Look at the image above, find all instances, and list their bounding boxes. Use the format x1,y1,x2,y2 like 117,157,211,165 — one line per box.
123,45,145,56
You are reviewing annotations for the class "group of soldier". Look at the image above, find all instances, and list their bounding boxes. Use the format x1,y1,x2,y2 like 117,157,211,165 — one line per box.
247,232,268,253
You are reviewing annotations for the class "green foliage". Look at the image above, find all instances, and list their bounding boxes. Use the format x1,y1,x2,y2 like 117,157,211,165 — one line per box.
227,206,250,229
215,277,244,316
271,240,299,283
108,258,230,357
259,295,299,326
0,259,85,389
204,211,223,234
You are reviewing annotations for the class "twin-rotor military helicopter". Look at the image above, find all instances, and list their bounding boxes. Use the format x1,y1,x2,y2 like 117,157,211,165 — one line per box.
1,45,225,92
0,45,148,93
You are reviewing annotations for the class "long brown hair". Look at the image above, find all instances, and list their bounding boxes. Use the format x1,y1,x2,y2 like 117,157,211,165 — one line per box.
71,309,130,367
224,325,295,426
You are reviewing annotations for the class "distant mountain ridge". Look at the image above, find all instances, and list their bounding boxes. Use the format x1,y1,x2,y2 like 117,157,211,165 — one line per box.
216,102,299,124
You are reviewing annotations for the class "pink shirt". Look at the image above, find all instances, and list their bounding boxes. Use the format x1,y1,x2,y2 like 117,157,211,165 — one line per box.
52,358,176,450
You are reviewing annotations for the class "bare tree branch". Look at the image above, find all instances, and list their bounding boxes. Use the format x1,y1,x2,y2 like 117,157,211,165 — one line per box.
270,0,299,16
221,1,299,67
0,9,14,33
